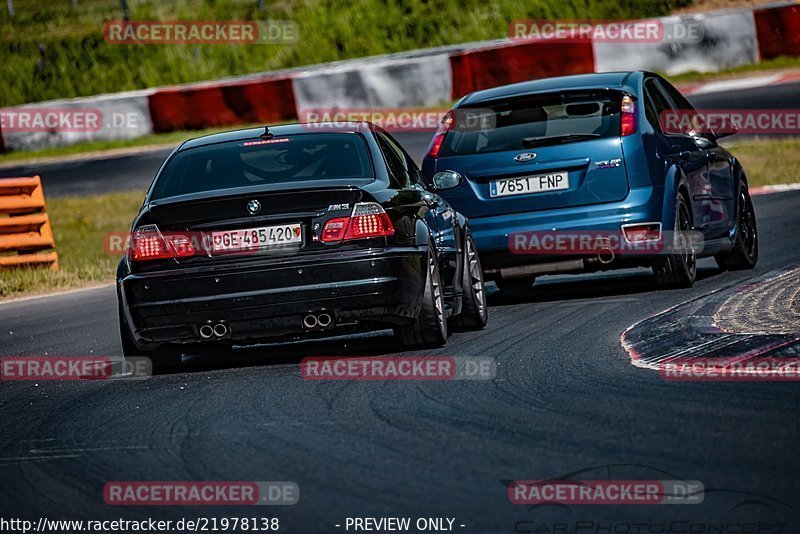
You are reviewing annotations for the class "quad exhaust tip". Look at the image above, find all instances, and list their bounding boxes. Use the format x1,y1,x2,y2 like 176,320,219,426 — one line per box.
303,311,334,331
199,321,229,340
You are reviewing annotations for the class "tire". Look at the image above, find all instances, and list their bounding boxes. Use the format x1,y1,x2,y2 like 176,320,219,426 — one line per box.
495,276,535,294
715,183,758,271
394,244,448,348
452,233,488,331
119,306,182,372
653,192,697,288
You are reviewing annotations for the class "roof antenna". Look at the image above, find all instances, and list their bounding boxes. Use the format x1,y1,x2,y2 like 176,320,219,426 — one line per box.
260,126,273,139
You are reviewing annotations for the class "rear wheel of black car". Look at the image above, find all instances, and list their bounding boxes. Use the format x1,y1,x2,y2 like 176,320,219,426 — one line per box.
653,193,696,288
452,233,488,331
495,276,535,294
119,307,182,372
394,245,447,348
715,183,758,271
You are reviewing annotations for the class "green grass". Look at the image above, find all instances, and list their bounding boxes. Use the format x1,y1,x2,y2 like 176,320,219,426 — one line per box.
666,56,800,84
0,190,144,299
1,0,692,106
729,137,800,187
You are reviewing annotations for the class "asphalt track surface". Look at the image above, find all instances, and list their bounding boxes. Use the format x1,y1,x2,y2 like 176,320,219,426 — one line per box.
1,84,800,531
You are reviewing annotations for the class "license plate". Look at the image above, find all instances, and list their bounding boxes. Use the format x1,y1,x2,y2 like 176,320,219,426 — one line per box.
211,223,302,252
490,173,569,198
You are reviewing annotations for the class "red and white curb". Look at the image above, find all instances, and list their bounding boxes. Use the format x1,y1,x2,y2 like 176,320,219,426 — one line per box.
679,71,800,96
750,183,800,196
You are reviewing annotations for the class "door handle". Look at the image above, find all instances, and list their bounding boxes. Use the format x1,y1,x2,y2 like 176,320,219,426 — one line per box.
706,151,717,162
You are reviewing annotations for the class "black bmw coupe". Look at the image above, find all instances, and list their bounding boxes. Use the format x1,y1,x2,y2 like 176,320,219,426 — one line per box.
117,122,487,369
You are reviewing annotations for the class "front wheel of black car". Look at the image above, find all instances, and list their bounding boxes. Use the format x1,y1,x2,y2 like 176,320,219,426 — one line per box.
394,245,447,348
715,183,758,271
119,307,182,372
653,193,696,288
452,233,488,331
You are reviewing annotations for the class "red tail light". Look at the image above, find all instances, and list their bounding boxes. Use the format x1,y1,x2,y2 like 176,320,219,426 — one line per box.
130,224,196,261
426,110,455,158
620,95,637,137
320,203,394,243
320,217,349,243
622,223,661,243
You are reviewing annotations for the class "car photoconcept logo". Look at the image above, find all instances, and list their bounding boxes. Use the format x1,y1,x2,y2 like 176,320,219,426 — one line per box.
247,199,261,215
514,152,537,162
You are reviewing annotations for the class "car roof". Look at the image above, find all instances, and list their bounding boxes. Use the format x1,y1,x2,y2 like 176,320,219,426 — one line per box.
458,71,646,106
178,122,374,151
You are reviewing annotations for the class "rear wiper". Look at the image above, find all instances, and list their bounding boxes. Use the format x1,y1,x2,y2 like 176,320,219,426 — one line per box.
521,133,601,148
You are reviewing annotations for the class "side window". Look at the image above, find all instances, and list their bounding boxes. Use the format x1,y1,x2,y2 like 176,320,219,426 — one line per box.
656,78,708,137
643,78,672,133
657,78,695,113
375,131,413,188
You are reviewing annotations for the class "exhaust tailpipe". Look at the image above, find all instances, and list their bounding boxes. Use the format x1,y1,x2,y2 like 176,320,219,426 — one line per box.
212,323,228,338
303,314,319,330
597,248,616,265
317,312,333,328
199,324,214,339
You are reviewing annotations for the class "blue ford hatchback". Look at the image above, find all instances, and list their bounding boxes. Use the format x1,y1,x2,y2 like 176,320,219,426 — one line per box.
422,71,758,292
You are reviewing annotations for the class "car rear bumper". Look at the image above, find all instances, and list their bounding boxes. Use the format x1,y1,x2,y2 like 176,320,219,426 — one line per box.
468,185,666,271
119,247,427,348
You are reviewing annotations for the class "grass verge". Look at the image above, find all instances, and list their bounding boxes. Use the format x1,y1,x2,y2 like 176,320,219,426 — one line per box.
666,56,800,84
729,137,800,187
0,137,797,300
0,190,143,300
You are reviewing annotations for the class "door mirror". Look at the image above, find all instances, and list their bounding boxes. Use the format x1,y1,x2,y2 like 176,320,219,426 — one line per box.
714,120,739,139
691,135,714,149
431,170,462,190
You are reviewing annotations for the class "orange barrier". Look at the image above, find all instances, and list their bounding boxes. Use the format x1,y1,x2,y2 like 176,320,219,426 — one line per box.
0,176,58,270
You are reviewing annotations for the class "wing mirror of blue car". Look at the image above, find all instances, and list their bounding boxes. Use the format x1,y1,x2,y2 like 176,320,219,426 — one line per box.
691,135,714,149
432,171,462,190
714,120,739,139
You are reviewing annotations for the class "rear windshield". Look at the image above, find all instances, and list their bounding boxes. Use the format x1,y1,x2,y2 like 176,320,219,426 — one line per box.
151,133,373,200
440,91,622,157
